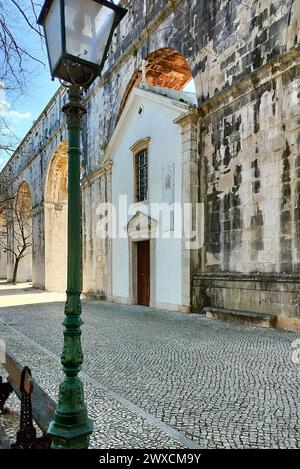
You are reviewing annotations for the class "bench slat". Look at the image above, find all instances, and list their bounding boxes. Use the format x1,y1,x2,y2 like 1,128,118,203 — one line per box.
0,423,11,449
3,352,56,433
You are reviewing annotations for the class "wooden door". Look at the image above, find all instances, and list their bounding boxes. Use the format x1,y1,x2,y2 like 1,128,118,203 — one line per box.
137,241,150,306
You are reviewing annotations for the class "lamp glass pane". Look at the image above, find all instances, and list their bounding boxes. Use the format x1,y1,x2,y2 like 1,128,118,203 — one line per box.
44,0,62,70
64,0,116,66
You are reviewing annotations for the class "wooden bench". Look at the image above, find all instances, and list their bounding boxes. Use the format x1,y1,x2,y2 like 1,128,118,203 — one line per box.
0,351,56,448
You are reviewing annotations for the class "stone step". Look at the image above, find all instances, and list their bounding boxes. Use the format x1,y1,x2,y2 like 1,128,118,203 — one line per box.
203,306,277,328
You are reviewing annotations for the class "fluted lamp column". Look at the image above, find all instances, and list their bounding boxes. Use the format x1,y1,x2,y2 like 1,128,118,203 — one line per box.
38,0,127,449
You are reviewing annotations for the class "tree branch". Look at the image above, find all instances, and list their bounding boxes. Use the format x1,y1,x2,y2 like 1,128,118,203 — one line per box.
10,0,43,39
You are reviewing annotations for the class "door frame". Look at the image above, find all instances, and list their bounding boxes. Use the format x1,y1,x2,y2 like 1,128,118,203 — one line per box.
137,240,150,306
129,238,156,307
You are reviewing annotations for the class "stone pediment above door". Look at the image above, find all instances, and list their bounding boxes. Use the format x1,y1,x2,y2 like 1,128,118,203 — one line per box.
126,211,158,240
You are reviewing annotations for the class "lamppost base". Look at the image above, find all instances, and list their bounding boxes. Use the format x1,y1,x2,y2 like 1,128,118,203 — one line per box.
48,417,93,449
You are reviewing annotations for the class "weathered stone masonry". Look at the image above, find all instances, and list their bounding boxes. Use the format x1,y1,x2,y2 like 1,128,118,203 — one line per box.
0,0,299,328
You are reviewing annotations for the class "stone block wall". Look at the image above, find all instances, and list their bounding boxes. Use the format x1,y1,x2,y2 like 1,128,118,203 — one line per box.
82,165,112,299
201,60,300,275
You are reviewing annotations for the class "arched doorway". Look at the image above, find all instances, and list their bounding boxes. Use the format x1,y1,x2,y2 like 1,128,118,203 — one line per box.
44,141,68,293
14,181,33,283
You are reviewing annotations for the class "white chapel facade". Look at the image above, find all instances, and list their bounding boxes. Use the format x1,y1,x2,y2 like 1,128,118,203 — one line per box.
86,85,199,312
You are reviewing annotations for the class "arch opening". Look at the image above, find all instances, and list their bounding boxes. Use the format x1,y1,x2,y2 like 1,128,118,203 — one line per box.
44,141,68,293
13,181,33,283
119,48,195,116
0,204,7,279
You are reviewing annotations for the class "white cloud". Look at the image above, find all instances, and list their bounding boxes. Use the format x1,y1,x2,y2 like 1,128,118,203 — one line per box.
6,110,31,121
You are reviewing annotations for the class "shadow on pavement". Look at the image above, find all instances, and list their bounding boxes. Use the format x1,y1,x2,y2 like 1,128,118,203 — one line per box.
0,287,44,297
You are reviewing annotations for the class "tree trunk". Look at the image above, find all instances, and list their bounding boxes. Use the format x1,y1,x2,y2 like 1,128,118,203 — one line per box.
12,257,20,284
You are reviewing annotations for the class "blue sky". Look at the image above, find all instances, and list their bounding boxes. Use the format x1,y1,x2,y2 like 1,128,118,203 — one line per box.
184,80,196,94
0,1,196,170
0,1,59,169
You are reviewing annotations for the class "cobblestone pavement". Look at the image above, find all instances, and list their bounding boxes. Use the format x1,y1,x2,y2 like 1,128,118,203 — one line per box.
0,283,299,448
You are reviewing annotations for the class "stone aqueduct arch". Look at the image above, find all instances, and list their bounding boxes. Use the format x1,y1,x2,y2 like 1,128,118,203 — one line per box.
118,47,194,118
44,141,68,293
0,181,33,283
13,181,32,282
14,181,33,283
0,207,7,279
0,2,218,293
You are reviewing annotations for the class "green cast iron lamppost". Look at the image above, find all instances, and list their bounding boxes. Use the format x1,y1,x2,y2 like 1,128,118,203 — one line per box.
38,0,127,449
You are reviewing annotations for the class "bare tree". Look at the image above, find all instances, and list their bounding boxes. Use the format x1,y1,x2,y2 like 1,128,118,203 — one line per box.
0,3,41,277
0,187,32,284
0,1,45,158
0,188,15,218
0,0,44,91
0,114,18,159
0,192,15,208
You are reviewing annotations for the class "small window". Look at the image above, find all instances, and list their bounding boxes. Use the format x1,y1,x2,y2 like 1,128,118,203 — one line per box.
135,149,148,202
